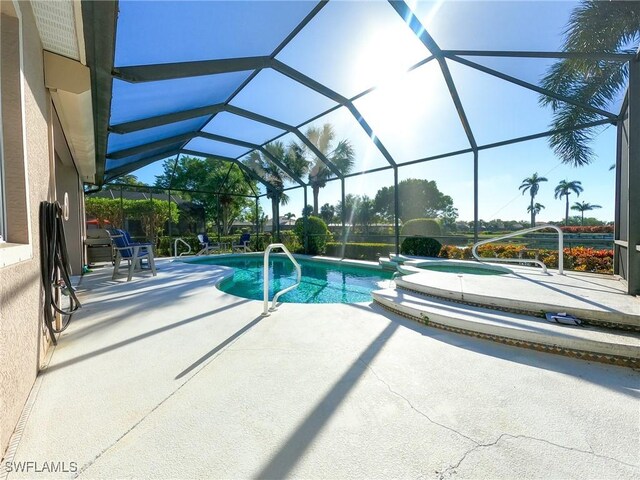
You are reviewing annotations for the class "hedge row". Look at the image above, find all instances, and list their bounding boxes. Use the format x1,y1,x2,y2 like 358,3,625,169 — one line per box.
438,244,614,274
560,226,613,233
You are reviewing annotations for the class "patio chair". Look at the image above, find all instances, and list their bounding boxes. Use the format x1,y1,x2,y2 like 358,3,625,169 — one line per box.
232,233,251,253
107,229,157,281
196,233,220,255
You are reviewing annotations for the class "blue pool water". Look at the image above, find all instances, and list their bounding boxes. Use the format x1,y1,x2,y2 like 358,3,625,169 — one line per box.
185,255,393,304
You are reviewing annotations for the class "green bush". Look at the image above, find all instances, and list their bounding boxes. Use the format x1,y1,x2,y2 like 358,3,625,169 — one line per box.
325,242,393,260
400,218,442,237
279,230,302,253
400,237,442,257
294,216,331,255
251,233,271,252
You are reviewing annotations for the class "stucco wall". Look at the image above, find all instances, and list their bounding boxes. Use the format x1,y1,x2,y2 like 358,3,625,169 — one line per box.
0,1,52,459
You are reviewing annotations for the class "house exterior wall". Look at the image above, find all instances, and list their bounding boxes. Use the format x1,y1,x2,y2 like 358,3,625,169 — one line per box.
0,0,56,459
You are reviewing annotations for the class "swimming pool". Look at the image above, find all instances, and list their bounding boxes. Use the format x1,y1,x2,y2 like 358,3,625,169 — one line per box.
184,255,393,304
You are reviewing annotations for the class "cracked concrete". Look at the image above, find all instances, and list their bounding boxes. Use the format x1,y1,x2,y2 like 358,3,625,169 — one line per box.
5,259,640,479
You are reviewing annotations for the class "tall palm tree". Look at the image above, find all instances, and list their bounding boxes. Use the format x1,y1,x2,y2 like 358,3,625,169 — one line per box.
519,173,548,227
245,141,307,234
554,180,584,225
526,202,545,223
540,1,640,166
571,201,602,226
300,124,355,215
283,212,296,225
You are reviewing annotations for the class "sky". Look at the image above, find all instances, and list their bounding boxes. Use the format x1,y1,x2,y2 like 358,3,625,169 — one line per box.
112,0,623,223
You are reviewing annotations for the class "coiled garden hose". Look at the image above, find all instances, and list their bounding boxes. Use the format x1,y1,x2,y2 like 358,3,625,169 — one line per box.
39,201,81,345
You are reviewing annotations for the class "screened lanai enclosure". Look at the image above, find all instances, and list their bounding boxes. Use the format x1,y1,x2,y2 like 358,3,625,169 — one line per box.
82,0,639,294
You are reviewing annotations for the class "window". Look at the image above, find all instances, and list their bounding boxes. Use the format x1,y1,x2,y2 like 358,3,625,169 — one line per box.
0,3,31,266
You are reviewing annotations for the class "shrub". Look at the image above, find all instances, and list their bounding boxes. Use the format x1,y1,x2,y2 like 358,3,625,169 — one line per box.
438,245,473,260
294,216,331,255
251,233,271,252
279,231,302,253
325,242,393,260
400,218,442,237
400,237,442,257
560,226,613,234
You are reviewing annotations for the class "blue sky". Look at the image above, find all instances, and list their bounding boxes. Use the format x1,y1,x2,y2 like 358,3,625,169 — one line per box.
115,0,622,223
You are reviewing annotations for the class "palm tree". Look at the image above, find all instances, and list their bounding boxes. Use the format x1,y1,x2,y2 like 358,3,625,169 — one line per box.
519,173,548,227
283,212,296,225
526,202,545,223
299,124,355,215
245,141,307,234
554,180,584,225
571,201,602,226
540,1,640,166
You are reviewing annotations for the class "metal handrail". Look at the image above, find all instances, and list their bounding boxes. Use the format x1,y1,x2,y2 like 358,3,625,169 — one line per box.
263,243,302,315
472,224,564,275
174,238,192,257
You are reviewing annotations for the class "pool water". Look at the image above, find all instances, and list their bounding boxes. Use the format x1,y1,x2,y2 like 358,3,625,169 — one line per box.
186,256,393,304
418,264,509,275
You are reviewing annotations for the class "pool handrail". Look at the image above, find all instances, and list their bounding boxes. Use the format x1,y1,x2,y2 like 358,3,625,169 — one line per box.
263,243,302,315
174,237,192,257
472,224,563,275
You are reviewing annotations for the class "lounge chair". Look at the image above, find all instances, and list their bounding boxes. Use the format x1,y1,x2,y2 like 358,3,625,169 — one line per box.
232,233,251,253
197,233,220,255
107,229,157,281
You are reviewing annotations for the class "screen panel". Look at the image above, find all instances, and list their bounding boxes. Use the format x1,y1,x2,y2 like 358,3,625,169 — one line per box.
229,69,337,126
107,116,209,154
184,137,251,159
114,0,319,66
110,72,251,125
412,0,577,52
202,112,286,145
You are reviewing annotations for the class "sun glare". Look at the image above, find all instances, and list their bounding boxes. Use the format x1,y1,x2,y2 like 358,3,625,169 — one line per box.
352,25,419,92
355,60,443,149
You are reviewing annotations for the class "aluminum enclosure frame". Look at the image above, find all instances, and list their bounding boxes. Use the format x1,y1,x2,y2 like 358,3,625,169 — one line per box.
83,0,633,274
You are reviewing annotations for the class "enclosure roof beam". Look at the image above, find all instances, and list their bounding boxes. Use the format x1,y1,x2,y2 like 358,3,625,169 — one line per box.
272,60,397,166
82,0,118,184
388,0,478,151
180,148,272,191
104,151,181,181
109,104,226,134
441,50,636,61
446,54,618,120
223,106,344,179
197,132,307,186
106,132,195,159
113,56,271,83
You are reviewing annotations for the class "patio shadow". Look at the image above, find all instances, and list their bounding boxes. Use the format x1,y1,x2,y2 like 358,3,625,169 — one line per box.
254,321,398,479
42,299,250,375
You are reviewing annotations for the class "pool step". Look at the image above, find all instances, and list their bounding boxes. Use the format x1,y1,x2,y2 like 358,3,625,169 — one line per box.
378,257,398,271
372,288,640,368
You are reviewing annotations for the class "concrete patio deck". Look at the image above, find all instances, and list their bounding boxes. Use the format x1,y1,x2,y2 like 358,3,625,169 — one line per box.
4,259,639,479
